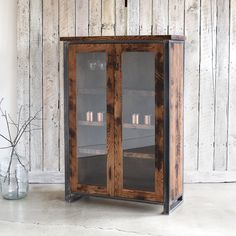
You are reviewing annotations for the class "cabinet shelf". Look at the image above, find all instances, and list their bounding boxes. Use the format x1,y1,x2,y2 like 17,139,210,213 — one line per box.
78,147,154,160
78,121,154,129
78,120,105,126
78,88,154,96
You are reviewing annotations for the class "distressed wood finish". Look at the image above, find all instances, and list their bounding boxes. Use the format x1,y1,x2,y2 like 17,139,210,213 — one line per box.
228,0,236,171
17,0,236,184
169,42,184,203
102,0,115,36
43,0,60,171
115,0,127,35
68,44,115,196
184,0,200,171
214,0,230,171
152,0,168,35
76,0,88,36
198,0,216,171
17,0,30,163
59,0,76,172
63,37,184,213
29,0,43,171
127,0,139,35
139,0,152,35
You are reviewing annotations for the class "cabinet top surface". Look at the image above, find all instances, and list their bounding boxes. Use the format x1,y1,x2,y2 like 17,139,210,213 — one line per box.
60,35,185,43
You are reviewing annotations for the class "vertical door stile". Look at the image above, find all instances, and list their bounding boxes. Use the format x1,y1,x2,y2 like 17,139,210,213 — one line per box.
155,44,165,201
114,44,123,196
107,45,116,196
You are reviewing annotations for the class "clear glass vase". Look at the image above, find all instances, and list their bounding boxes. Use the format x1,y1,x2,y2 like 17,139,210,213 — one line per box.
0,151,29,200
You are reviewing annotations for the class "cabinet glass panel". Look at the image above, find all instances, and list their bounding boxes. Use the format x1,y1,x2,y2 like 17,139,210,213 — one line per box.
122,52,155,192
76,52,107,186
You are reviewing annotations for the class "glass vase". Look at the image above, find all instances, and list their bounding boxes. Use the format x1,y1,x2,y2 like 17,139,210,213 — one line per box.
0,151,29,200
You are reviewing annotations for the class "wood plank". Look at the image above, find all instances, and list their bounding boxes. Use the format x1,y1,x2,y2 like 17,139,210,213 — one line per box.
16,0,30,164
102,0,115,36
139,0,152,35
59,0,76,37
43,0,60,171
127,0,140,35
89,0,102,36
76,0,89,36
152,0,168,34
198,0,216,171
184,0,200,171
29,0,43,171
169,43,184,203
228,0,236,171
214,0,230,171
59,0,76,172
60,35,186,41
169,0,184,35
115,0,127,35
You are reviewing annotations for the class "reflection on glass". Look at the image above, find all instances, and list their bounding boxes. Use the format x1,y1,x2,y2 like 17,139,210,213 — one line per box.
76,52,107,187
122,52,156,192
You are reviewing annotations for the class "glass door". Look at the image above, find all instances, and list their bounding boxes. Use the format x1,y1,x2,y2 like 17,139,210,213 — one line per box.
68,44,114,196
114,44,164,202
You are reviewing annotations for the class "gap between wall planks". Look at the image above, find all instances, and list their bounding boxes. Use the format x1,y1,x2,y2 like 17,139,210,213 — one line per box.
16,0,236,183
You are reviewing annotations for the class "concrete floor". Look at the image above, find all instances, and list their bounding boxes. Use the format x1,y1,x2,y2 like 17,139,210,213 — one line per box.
0,183,235,236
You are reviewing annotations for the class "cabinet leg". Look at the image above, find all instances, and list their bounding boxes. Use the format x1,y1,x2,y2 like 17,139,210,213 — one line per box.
65,193,82,203
163,195,183,215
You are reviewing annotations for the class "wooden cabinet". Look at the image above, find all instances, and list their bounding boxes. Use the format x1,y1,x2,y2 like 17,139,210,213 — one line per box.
61,35,185,214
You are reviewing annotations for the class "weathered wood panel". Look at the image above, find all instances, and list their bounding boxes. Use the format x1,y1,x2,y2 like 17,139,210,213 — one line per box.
169,42,184,202
43,0,60,171
59,0,76,171
169,0,184,35
214,0,230,171
198,0,216,171
184,0,200,171
115,0,127,35
76,0,88,36
127,0,139,35
29,0,43,171
228,0,236,171
152,0,168,34
16,0,236,183
102,0,115,36
139,0,152,35
16,0,30,162
89,0,102,36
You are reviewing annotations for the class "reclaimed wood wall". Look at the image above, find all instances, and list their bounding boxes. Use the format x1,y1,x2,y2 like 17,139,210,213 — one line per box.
17,0,236,183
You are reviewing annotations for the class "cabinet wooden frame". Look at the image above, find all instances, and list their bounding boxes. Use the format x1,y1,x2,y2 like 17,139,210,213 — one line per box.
62,36,185,214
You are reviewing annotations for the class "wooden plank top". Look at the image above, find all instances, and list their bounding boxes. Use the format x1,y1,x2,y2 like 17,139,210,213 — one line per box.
60,35,186,42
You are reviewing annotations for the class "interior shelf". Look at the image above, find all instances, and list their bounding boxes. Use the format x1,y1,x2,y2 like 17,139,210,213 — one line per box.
78,120,154,129
78,88,154,96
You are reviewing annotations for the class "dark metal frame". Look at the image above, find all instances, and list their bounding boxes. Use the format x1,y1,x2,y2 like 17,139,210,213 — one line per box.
63,38,185,212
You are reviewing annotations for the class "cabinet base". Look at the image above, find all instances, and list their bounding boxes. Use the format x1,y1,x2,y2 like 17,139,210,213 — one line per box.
163,195,183,215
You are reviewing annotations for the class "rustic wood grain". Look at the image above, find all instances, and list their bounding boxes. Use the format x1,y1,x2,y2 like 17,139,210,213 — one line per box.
16,0,30,165
59,0,76,172
152,0,168,35
76,0,88,36
115,0,127,35
89,0,102,36
139,0,152,35
169,42,184,203
169,0,184,35
29,0,43,171
228,0,236,171
184,0,200,171
198,0,216,171
43,0,60,171
214,0,230,171
127,0,140,35
102,0,115,36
